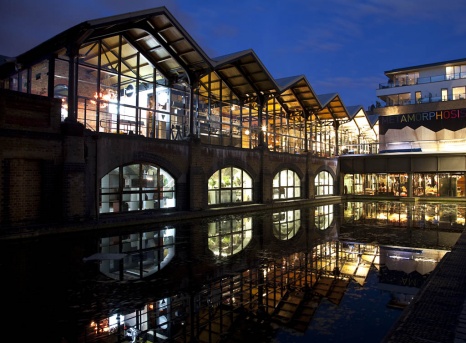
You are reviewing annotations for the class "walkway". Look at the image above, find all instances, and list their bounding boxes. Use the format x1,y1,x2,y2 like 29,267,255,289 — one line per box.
382,229,466,343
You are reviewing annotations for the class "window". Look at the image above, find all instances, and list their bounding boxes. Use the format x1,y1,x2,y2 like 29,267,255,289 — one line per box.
416,91,422,103
315,171,333,196
272,169,301,199
446,65,466,80
441,88,448,101
100,163,176,213
452,86,465,100
208,167,253,205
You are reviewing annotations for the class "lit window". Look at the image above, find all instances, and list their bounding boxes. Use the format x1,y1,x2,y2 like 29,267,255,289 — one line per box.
315,171,333,196
272,169,301,199
100,163,175,213
208,167,253,205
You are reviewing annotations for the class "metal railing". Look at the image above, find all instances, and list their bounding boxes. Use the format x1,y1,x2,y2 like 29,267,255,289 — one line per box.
378,72,466,89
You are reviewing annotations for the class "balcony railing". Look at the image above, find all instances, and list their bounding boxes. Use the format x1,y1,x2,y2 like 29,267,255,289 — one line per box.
378,72,466,89
382,92,466,107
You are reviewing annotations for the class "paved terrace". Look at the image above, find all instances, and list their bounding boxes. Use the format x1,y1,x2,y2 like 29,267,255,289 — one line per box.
383,229,466,343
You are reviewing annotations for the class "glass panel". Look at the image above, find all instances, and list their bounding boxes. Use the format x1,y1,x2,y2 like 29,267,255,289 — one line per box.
54,59,70,121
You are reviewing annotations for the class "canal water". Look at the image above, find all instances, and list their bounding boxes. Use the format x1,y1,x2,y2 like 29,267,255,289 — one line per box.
3,200,463,343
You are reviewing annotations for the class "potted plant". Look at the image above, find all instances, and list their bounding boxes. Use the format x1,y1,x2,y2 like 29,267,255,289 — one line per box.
208,178,217,189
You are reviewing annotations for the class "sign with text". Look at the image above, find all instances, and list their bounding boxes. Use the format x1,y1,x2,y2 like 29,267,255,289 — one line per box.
379,109,466,135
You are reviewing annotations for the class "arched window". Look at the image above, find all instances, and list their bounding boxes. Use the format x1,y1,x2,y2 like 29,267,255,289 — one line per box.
315,171,334,196
208,167,253,205
100,163,175,213
272,169,301,199
272,209,301,240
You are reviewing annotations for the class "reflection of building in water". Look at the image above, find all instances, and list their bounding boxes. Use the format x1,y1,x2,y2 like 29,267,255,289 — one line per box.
78,202,462,342
315,204,335,230
208,216,253,256
272,209,301,240
343,200,466,230
83,237,395,343
377,246,447,309
84,226,176,280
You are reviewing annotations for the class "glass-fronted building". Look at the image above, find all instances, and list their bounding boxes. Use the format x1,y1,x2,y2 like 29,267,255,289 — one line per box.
0,6,377,218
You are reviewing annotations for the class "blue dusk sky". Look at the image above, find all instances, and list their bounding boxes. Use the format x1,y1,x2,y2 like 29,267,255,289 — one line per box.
1,0,466,109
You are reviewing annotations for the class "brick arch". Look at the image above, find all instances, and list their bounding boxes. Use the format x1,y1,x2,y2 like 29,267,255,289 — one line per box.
99,152,183,182
271,163,305,181
314,165,336,180
206,157,258,182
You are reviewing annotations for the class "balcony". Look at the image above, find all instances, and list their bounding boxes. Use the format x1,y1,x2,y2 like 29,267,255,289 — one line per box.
378,72,466,89
382,93,465,107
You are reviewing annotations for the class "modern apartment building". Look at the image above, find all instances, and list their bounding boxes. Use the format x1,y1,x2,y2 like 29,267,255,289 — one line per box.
341,59,466,200
377,58,466,106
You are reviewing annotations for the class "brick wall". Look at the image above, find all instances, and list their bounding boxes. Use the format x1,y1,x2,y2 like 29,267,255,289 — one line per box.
0,89,339,231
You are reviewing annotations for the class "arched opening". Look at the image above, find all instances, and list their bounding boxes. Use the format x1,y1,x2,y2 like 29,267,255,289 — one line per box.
100,163,175,213
315,170,334,196
272,169,301,199
208,167,253,205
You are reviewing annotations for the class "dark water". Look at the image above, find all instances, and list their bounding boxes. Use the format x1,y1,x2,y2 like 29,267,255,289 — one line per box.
2,201,462,343
275,269,400,343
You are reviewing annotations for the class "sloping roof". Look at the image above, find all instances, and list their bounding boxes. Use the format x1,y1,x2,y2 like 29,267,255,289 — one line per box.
210,49,279,101
346,105,364,118
274,75,322,120
0,7,214,84
0,6,354,121
316,93,350,121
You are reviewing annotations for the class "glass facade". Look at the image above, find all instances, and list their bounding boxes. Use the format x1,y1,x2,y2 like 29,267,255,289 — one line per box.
1,20,377,156
343,172,465,198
